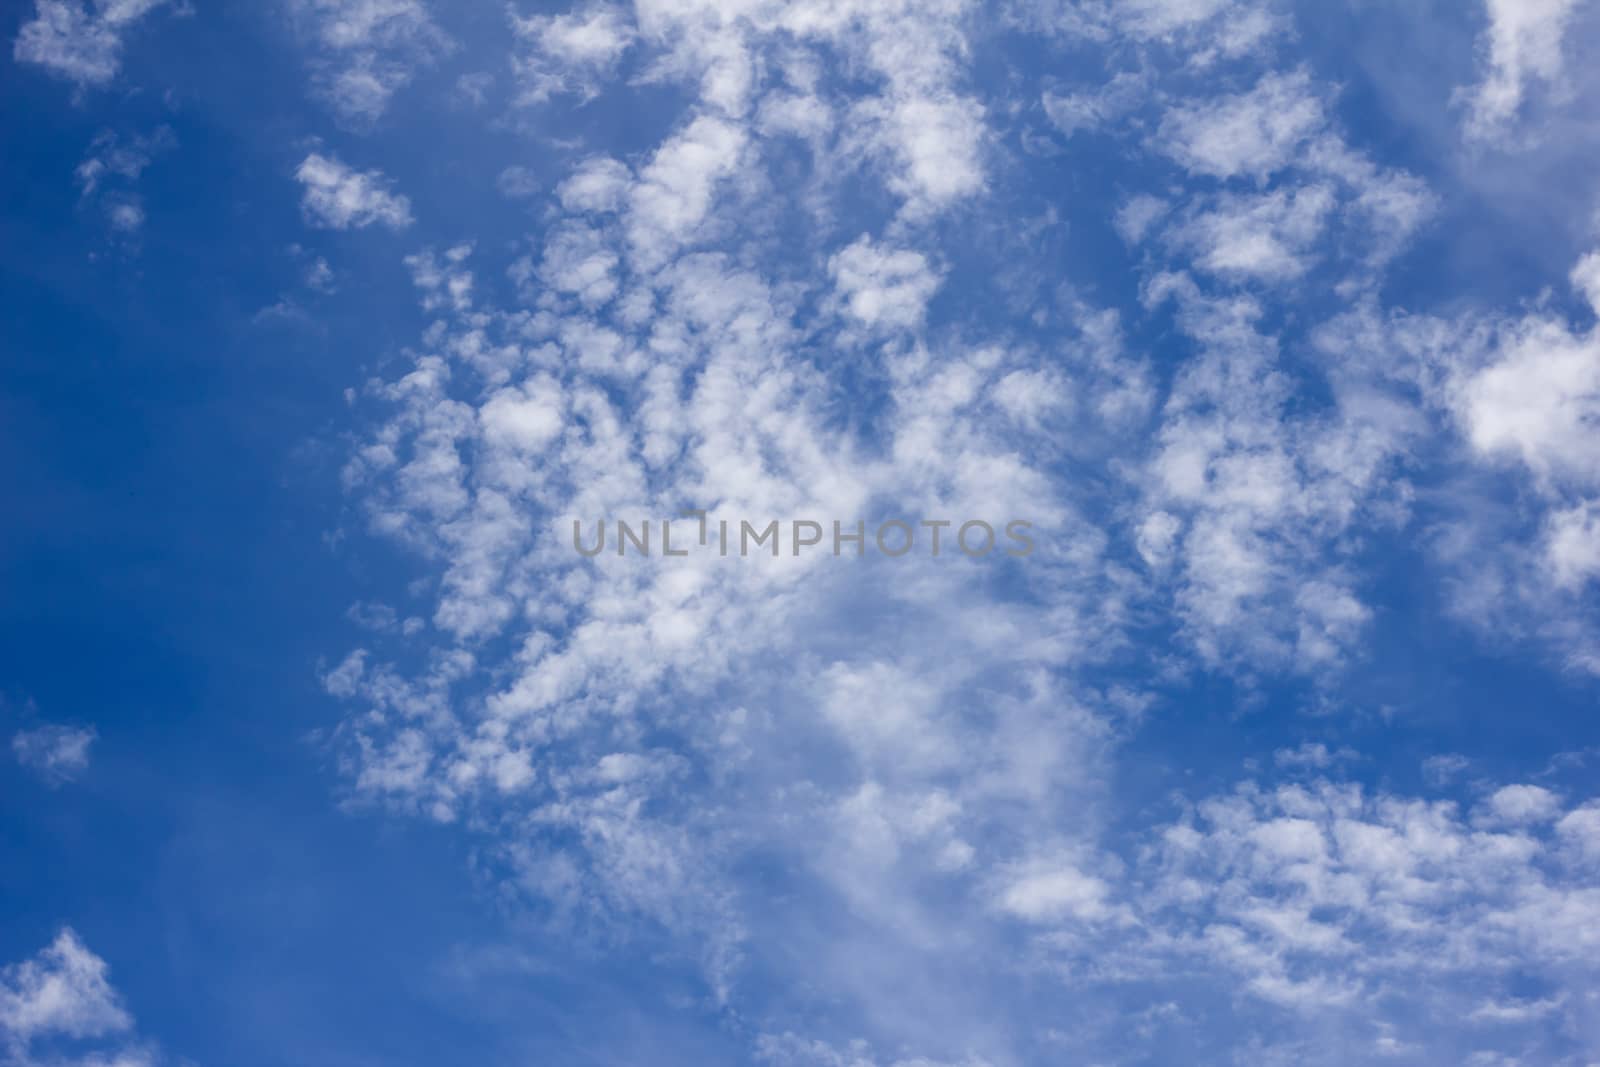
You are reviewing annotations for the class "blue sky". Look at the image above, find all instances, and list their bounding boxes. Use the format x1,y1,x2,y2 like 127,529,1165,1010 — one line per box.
4,1,1600,1065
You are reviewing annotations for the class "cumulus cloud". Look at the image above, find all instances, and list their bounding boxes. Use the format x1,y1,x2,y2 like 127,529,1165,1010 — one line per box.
1158,70,1325,181
1312,247,1600,668
1174,184,1335,279
294,153,413,230
994,858,1119,923
1479,784,1563,825
828,235,943,330
1462,0,1587,142
12,0,165,88
624,115,747,269
509,3,635,105
0,930,128,1044
0,929,164,1067
1455,300,1600,489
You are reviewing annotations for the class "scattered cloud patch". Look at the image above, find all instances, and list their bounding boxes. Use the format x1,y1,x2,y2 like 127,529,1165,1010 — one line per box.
12,0,166,89
1462,0,1587,142
288,0,451,123
294,152,413,230
828,235,943,330
509,3,635,105
0,929,165,1067
12,723,96,785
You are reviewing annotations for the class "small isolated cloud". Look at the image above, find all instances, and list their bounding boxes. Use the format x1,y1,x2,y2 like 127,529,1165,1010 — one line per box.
0,929,166,1067
496,165,539,200
304,255,336,292
12,0,166,89
12,723,95,785
102,195,145,233
0,929,129,1042
295,153,413,230
1478,783,1563,826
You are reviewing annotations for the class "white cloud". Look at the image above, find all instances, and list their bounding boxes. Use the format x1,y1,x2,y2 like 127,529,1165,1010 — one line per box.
74,127,173,239
1462,0,1587,142
1455,304,1600,490
1273,742,1357,771
537,223,621,308
480,376,564,453
1134,272,1412,670
294,153,413,230
308,9,1600,1063
509,3,635,105
1115,194,1169,244
828,236,943,330
0,931,127,1042
1043,71,1147,138
1311,256,1600,668
1469,995,1566,1023
288,0,450,122
995,860,1117,923
12,0,165,88
625,115,747,269
853,92,986,216
325,77,1135,1039
556,157,631,214
1158,70,1325,181
405,243,473,311
757,1033,991,1067
1545,501,1600,590
495,165,539,200
12,724,96,785
1479,784,1562,826
103,195,145,234
74,127,173,197
1140,773,1600,1031
1175,184,1335,279
1558,803,1600,861
1023,0,1284,63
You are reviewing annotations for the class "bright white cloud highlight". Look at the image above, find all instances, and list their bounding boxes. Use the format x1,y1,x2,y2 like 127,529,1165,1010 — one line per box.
294,153,413,230
1463,0,1587,141
0,930,160,1067
12,0,165,88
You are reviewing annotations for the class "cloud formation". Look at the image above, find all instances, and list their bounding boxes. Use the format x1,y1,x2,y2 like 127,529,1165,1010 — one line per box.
12,724,96,786
294,152,413,230
11,0,166,88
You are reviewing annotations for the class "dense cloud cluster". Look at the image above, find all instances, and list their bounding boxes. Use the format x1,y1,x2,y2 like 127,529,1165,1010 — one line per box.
10,0,1600,1063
